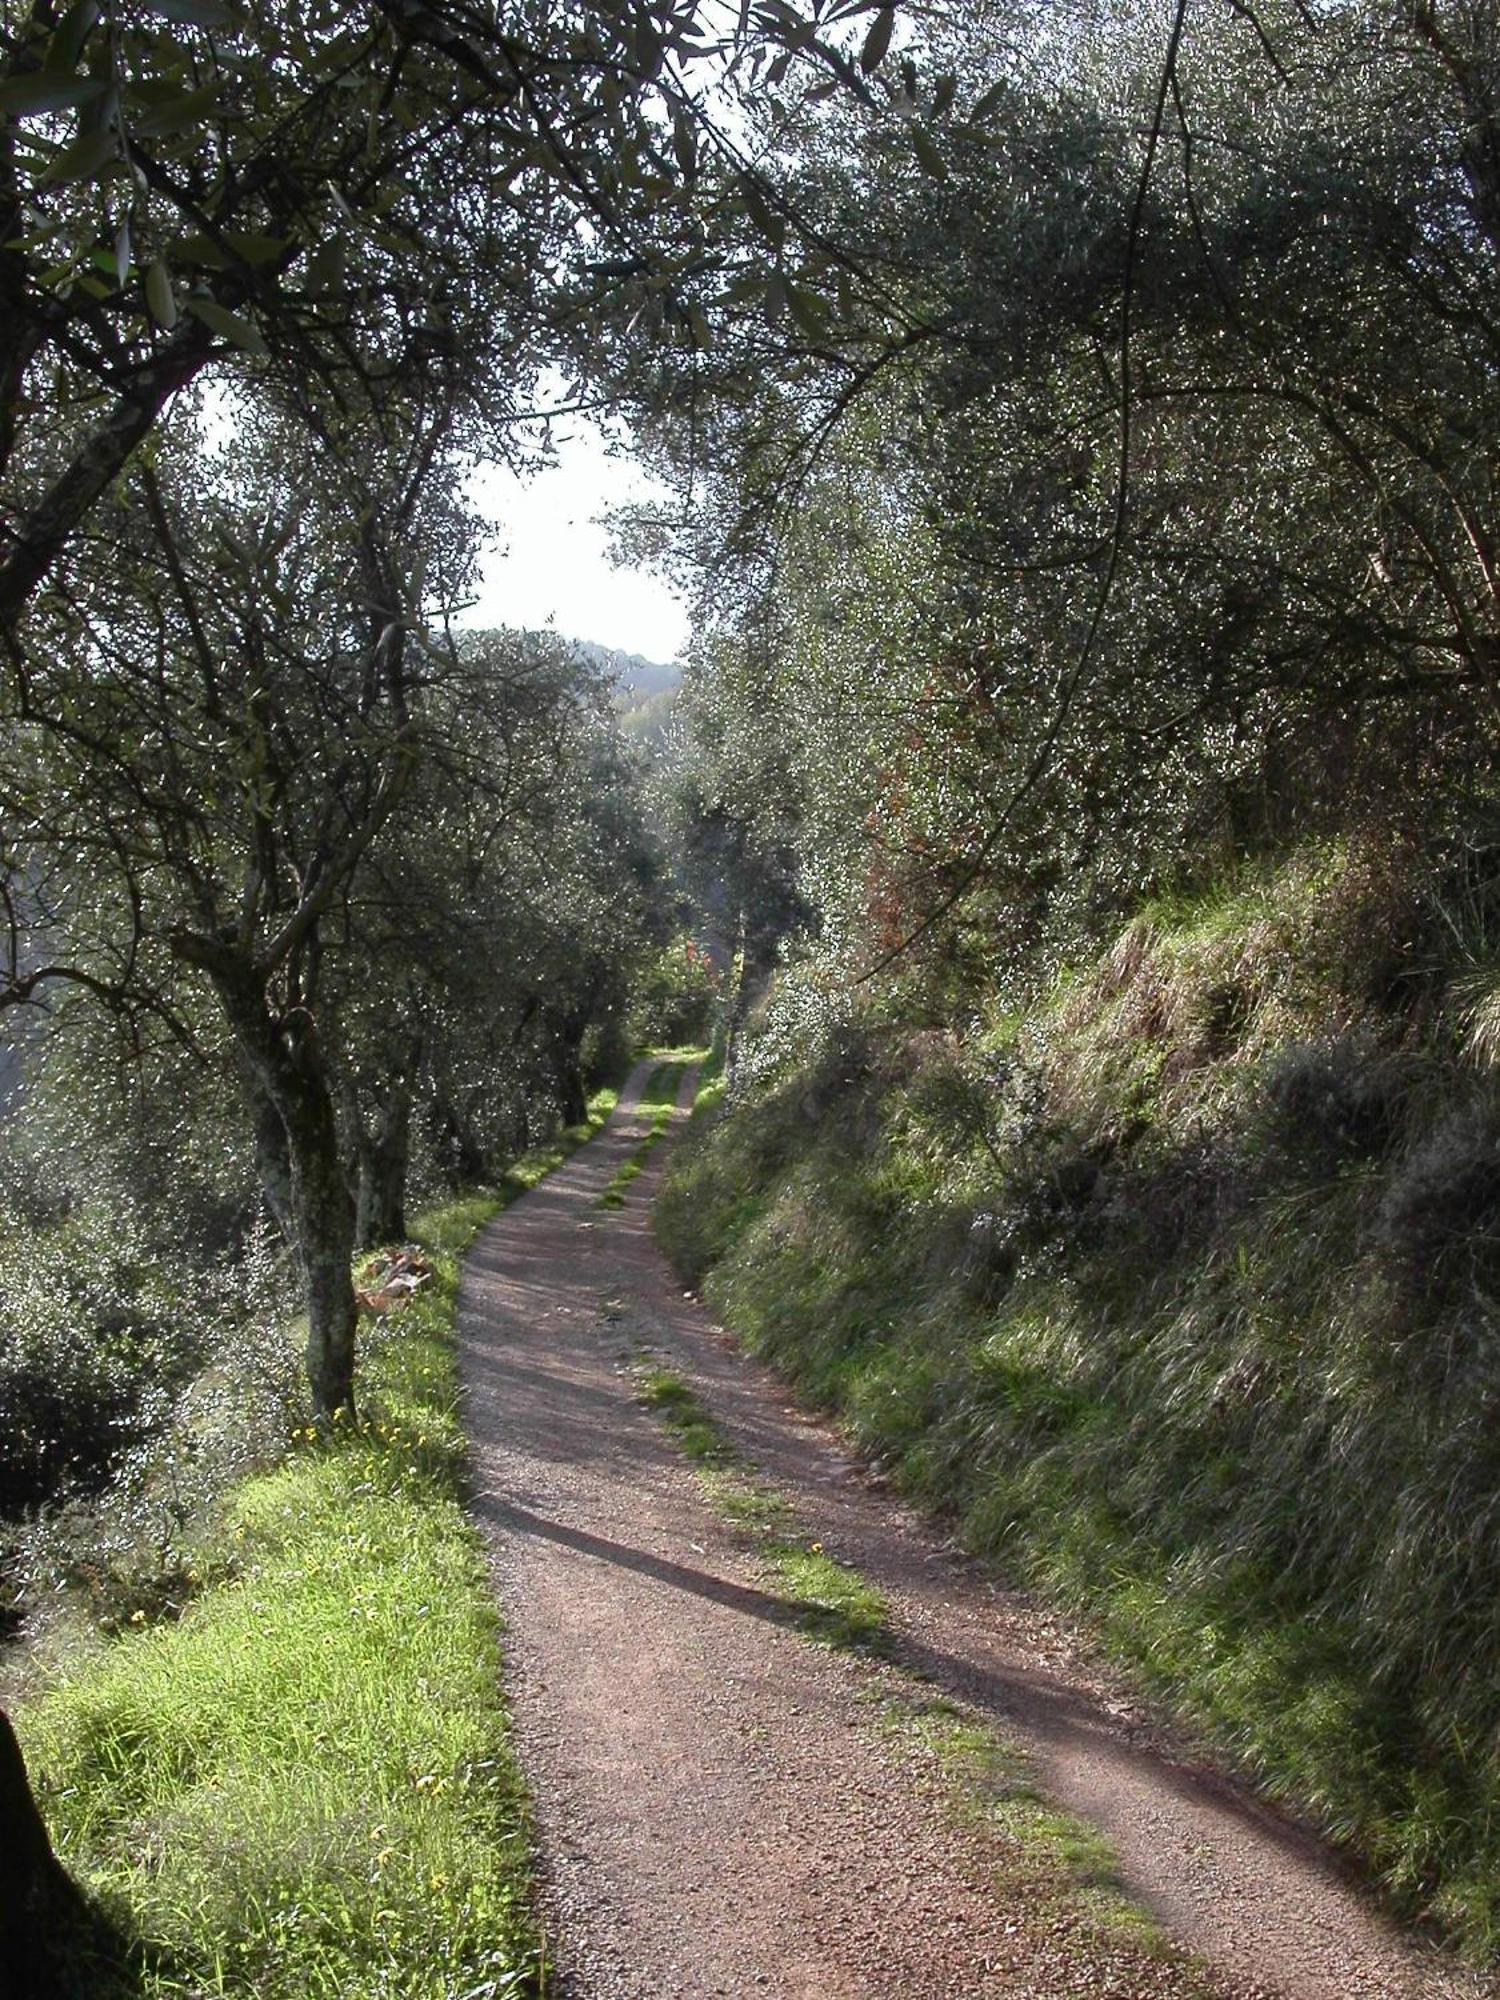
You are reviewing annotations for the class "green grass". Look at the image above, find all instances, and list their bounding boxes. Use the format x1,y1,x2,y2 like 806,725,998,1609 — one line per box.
689,1039,726,1117
642,1043,711,1067
635,1364,725,1463
763,1542,889,1653
6,1098,631,1999
597,1062,686,1210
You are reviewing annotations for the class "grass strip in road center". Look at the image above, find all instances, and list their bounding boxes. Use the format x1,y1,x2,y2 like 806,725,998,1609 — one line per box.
598,1061,687,1211
634,1361,893,1654
631,1356,1223,1988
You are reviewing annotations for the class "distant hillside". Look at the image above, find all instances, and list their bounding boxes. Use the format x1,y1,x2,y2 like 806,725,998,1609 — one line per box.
617,683,678,754
460,627,681,743
569,638,681,699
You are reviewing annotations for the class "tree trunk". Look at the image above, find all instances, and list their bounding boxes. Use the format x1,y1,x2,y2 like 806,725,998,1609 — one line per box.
451,1105,491,1184
282,1062,359,1419
251,1081,297,1244
726,910,779,1090
558,1057,589,1129
726,906,753,1089
0,1705,75,1992
549,1003,592,1128
198,952,358,1419
355,1074,413,1249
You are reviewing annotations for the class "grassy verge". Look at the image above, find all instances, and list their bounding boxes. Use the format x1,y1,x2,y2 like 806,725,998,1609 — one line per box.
12,1099,623,1998
653,845,1500,1963
689,1039,726,1115
597,1062,685,1210
632,1358,1202,1973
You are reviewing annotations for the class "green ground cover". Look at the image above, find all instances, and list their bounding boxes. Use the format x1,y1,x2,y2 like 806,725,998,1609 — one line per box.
635,1360,889,1652
596,1059,690,1209
13,1093,620,1997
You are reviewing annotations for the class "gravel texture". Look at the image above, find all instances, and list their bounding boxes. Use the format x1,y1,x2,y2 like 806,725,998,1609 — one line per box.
457,1064,1488,2000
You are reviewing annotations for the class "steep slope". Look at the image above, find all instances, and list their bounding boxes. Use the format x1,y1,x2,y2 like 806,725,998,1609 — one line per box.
658,832,1500,1965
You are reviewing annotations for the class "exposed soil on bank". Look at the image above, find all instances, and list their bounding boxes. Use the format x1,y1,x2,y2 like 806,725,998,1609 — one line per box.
457,1063,1487,2000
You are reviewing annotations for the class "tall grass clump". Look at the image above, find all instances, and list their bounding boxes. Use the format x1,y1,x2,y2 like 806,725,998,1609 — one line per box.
656,831,1500,1964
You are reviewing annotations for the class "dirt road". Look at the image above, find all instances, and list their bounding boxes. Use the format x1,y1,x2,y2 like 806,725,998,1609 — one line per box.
458,1063,1484,2000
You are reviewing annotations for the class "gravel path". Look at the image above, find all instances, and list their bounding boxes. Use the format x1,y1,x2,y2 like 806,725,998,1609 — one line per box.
458,1063,1487,2000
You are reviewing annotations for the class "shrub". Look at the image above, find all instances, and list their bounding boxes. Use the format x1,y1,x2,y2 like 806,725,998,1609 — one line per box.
0,1206,203,1516
1259,1038,1414,1174
627,937,720,1047
4,1221,301,1634
1373,1104,1500,1298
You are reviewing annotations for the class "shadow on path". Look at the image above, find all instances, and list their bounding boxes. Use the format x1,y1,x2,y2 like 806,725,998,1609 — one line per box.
480,1495,1339,1879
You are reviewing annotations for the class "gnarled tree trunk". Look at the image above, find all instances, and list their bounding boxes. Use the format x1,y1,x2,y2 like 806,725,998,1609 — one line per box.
545,998,594,1129
0,1705,75,1993
726,903,779,1090
556,1053,589,1129
434,1090,490,1186
184,941,358,1418
281,1058,358,1418
354,1069,414,1250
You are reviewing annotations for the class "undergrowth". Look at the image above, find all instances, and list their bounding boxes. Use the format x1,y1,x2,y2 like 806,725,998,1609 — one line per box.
6,1095,624,1997
656,832,1500,1965
8,1086,619,1650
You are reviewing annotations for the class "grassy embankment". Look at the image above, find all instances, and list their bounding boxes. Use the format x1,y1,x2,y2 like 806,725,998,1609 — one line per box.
656,836,1500,1964
13,1087,619,1999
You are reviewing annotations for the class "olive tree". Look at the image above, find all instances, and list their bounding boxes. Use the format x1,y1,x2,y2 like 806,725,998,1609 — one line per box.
627,0,1500,992
3,383,479,1415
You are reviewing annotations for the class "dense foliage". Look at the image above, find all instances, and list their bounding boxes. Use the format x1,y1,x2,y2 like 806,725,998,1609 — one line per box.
634,0,1500,995
9,0,1500,1972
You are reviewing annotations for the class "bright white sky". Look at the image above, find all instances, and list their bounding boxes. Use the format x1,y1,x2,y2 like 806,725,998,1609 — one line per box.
460,419,691,663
